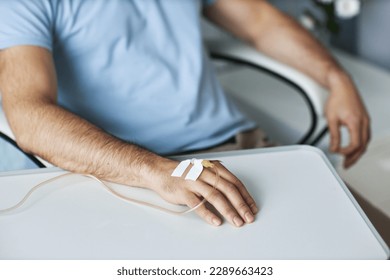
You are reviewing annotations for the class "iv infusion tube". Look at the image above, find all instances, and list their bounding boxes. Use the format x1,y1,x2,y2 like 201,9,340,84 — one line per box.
0,160,220,215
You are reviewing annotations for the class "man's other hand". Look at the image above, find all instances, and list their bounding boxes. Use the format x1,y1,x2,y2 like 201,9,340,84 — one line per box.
325,70,371,168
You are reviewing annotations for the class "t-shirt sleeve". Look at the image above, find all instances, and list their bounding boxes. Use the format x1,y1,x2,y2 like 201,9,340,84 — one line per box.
0,0,53,51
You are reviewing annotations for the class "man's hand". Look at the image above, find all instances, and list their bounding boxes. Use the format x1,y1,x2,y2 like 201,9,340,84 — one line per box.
325,71,371,168
150,159,258,227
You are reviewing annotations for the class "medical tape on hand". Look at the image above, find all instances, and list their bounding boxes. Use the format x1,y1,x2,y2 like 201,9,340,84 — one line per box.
185,159,204,181
171,158,205,181
171,159,191,177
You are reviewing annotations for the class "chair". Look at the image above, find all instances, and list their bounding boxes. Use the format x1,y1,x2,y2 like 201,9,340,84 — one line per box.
0,38,328,171
206,38,328,146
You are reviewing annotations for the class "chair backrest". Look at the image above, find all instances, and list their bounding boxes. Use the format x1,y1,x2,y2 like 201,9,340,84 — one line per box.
207,38,329,146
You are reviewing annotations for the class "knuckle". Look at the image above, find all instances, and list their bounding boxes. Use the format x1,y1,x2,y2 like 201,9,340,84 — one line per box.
346,115,361,126
224,182,236,192
340,147,352,155
199,207,212,219
232,176,242,186
249,201,257,209
224,208,237,220
196,208,214,225
237,201,249,212
245,197,256,206
345,146,356,154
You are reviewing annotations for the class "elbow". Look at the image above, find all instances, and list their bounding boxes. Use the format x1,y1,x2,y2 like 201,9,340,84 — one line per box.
4,112,37,154
1,110,33,154
14,132,34,154
2,99,50,155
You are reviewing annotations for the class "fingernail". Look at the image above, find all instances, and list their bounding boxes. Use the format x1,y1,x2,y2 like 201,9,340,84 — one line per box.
212,218,221,226
233,216,244,227
245,212,254,223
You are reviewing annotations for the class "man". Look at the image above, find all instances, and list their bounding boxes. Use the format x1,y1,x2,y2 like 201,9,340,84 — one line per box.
0,0,370,227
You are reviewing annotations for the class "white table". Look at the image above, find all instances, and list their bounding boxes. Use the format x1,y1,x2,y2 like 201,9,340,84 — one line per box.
0,146,388,260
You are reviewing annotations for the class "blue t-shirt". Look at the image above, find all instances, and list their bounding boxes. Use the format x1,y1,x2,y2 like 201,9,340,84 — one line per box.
0,0,256,154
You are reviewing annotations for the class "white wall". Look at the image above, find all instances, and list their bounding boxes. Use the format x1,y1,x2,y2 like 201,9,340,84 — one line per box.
357,0,390,71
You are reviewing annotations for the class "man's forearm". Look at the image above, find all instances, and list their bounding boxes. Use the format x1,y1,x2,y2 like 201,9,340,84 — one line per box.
250,4,346,89
0,46,165,189
10,100,167,189
206,0,348,89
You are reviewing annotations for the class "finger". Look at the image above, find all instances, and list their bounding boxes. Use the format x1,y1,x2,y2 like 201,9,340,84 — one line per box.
361,118,370,150
212,161,258,215
344,116,371,168
344,147,364,169
190,180,244,227
185,193,221,226
339,119,362,155
201,170,255,224
367,119,372,143
327,117,341,152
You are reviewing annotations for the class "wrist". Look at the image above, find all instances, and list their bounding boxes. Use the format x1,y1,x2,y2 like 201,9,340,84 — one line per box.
124,150,176,191
326,66,355,94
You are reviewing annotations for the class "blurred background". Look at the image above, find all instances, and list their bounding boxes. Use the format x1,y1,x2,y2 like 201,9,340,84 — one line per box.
272,0,390,71
206,0,390,71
